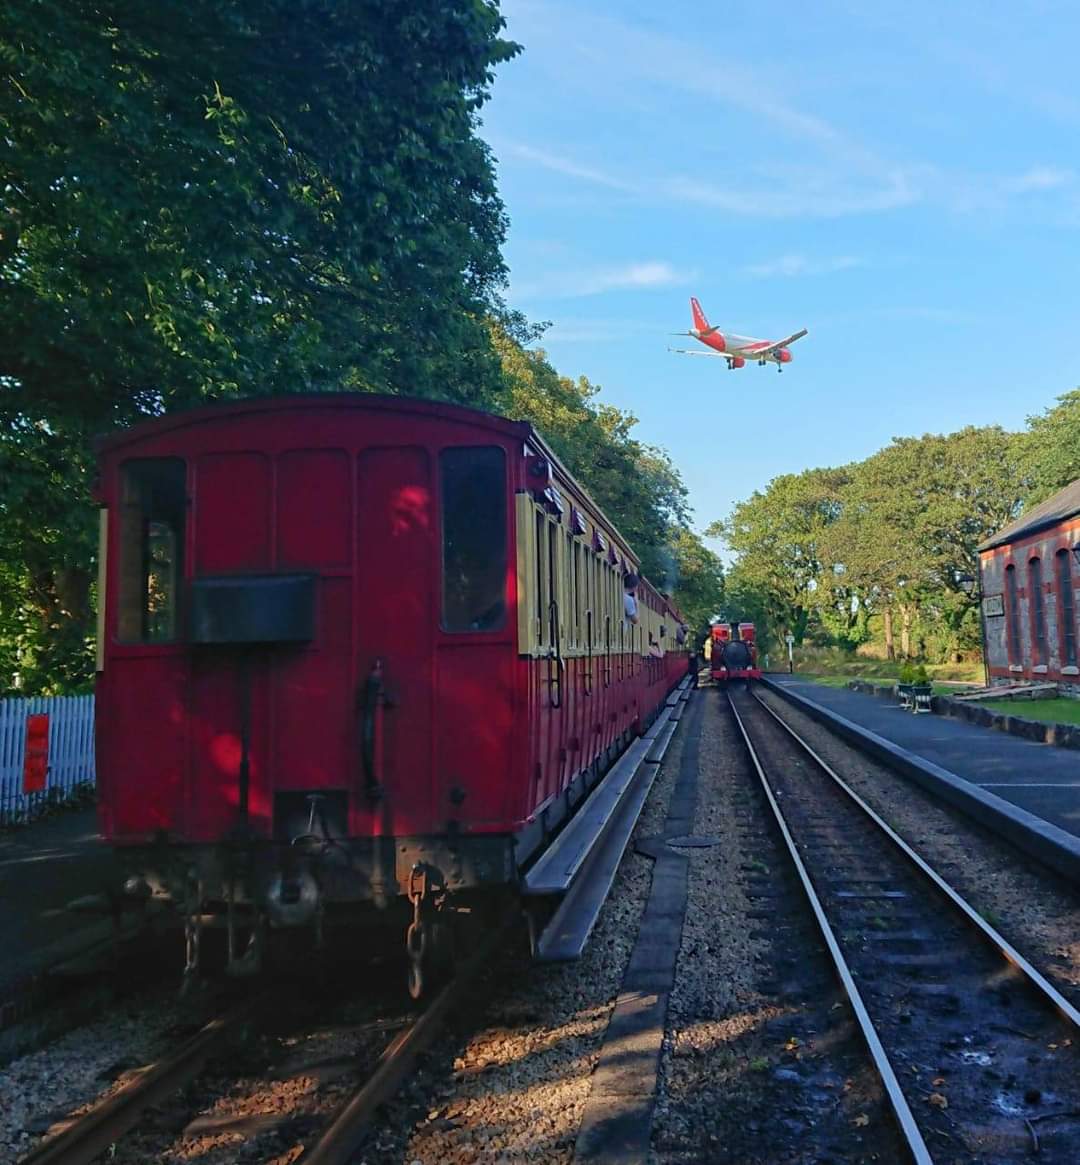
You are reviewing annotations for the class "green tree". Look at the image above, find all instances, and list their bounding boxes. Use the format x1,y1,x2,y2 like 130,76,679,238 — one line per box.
660,526,724,636
715,425,1026,664
708,466,848,645
822,426,1025,659
1,0,518,689
1021,389,1080,504
721,562,777,657
2,1,517,420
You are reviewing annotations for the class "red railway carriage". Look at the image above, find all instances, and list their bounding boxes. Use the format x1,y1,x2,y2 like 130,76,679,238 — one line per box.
95,395,687,990
709,622,762,685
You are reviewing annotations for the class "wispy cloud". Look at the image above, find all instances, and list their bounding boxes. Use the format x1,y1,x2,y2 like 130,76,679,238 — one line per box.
505,144,637,193
510,3,880,171
504,143,921,219
925,164,1078,213
511,259,690,301
506,141,1076,221
1001,166,1074,194
744,254,864,278
666,171,919,218
498,6,1077,223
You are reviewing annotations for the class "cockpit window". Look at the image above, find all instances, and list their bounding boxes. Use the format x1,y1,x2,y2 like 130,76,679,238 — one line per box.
441,446,507,632
117,459,186,642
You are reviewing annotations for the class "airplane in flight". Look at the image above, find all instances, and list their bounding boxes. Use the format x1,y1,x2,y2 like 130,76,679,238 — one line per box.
669,297,808,371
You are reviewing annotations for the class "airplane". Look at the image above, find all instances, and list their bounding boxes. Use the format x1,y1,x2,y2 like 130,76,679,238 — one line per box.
669,297,808,371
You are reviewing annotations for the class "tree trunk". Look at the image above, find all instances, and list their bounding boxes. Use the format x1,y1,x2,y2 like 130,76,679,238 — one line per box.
883,608,895,660
900,604,913,658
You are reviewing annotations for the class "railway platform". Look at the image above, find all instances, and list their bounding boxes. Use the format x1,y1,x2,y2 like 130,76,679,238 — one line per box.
0,809,119,998
766,674,1080,877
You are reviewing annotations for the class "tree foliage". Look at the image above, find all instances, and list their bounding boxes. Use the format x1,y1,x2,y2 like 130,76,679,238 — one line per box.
2,0,518,421
0,0,519,691
1022,389,1080,505
716,426,1029,662
0,3,714,690
661,526,724,637
707,467,849,645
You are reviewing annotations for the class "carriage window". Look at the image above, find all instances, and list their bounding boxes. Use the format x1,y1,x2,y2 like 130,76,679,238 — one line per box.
117,459,186,642
572,537,581,647
441,447,507,632
535,511,547,646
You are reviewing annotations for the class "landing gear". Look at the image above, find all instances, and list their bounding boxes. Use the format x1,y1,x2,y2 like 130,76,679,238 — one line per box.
406,864,453,999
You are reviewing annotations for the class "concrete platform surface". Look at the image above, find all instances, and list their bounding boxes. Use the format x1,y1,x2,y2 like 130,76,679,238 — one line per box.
0,810,119,987
769,677,1080,842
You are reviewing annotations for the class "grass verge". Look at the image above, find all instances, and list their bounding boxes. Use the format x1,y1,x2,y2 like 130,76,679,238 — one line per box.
978,697,1080,726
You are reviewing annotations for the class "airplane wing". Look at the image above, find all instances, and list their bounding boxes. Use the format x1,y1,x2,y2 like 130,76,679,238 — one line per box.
667,347,729,358
757,328,808,356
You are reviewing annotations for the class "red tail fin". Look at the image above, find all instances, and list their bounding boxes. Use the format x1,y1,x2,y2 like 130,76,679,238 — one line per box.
690,296,710,332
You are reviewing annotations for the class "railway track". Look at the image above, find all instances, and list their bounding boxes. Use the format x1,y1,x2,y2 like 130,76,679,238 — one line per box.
17,925,505,1165
296,928,504,1164
726,686,1080,1164
17,991,272,1165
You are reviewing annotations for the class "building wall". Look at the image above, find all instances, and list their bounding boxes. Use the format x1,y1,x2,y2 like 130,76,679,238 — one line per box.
979,515,1080,695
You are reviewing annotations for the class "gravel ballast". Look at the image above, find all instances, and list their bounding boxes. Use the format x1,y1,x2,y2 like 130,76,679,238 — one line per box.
0,986,219,1163
757,686,1080,1003
11,684,1074,1163
386,712,690,1164
653,689,898,1164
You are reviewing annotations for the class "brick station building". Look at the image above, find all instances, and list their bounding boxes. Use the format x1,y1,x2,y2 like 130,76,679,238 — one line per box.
978,478,1080,693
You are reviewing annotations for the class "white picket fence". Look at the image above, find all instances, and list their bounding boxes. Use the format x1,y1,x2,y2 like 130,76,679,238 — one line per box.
0,695,96,825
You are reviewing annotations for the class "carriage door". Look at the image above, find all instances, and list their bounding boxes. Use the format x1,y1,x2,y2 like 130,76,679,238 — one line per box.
355,449,434,834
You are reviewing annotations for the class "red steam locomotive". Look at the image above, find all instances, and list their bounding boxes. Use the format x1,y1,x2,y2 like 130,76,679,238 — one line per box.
94,395,688,993
709,622,762,686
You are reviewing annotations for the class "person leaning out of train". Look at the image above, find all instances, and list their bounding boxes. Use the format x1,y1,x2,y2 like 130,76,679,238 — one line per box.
623,572,639,624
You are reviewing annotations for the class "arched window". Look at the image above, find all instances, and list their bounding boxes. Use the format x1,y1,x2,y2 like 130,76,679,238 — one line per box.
1005,564,1022,663
1029,557,1046,666
1057,550,1077,667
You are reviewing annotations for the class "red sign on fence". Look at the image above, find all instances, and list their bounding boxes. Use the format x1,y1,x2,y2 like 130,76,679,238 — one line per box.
23,713,49,794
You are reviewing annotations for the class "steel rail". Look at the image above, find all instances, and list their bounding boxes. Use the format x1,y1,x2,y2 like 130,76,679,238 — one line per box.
18,992,271,1165
724,690,934,1165
298,925,507,1165
750,690,1080,1030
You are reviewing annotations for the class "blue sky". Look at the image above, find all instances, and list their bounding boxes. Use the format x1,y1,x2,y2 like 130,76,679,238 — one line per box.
481,0,1080,548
